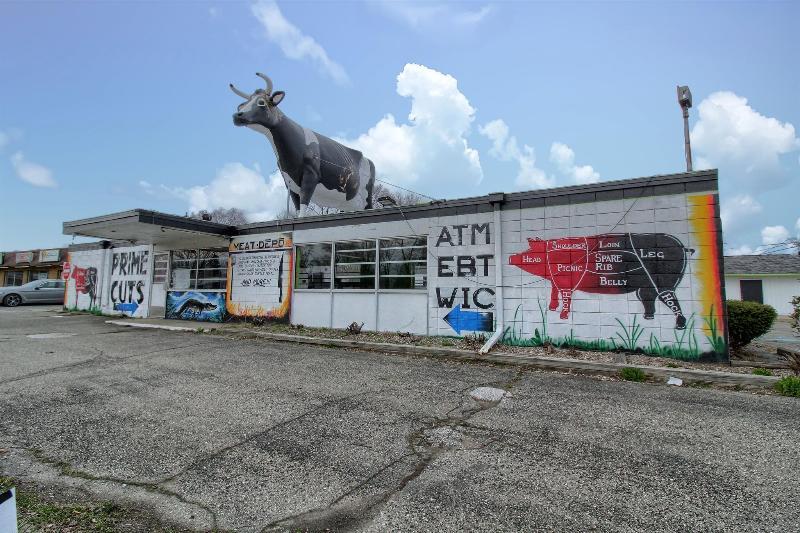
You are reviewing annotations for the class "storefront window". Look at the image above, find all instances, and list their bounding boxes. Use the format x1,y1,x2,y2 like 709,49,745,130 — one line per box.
169,249,228,291
5,271,23,286
334,240,376,289
30,271,49,281
379,237,427,289
295,243,332,289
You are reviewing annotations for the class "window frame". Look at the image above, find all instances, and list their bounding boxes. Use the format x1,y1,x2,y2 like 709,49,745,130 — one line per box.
293,236,428,293
168,248,228,292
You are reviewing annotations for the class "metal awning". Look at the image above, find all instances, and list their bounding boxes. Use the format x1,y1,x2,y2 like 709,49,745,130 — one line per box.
63,209,234,249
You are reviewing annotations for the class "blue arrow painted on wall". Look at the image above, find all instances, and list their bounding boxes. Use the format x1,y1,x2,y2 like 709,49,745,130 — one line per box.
444,305,493,335
114,302,139,315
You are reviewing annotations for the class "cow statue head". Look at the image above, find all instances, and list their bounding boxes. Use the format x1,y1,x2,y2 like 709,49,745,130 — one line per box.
231,72,286,129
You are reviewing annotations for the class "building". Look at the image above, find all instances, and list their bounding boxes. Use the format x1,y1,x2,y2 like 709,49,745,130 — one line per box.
61,170,729,359
724,254,800,315
0,248,67,286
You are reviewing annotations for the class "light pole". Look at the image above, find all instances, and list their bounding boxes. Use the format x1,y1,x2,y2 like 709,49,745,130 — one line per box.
677,85,693,172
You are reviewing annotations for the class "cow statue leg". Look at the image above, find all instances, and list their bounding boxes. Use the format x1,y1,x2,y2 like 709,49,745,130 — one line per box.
298,149,321,217
548,285,560,311
559,289,573,320
636,287,658,319
658,290,687,329
289,191,300,214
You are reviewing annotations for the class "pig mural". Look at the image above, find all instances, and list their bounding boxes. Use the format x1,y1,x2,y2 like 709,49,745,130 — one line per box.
509,233,693,329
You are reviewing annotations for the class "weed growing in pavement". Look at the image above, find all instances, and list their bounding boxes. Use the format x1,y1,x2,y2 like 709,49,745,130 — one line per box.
752,368,772,376
666,362,680,368
620,367,647,382
775,376,800,397
1,476,123,532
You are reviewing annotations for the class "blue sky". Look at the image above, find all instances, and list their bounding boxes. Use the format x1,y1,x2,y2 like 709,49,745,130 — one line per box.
1,1,798,254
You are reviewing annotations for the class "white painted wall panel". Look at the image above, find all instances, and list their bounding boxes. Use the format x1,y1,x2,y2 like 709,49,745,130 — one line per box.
377,292,427,334
292,291,331,328
332,292,377,331
725,275,800,315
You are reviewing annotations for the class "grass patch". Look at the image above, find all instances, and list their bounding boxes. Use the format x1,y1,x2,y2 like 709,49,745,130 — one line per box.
0,477,123,532
775,376,800,397
752,368,773,376
620,367,647,382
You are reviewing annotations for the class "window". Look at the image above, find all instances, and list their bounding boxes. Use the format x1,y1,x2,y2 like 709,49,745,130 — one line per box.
740,279,763,304
41,280,64,289
334,240,376,289
169,249,228,291
30,271,49,281
379,237,427,289
152,253,169,284
295,243,332,289
5,271,23,286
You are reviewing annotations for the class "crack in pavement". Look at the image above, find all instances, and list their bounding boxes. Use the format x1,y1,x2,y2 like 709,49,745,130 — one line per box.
0,341,217,386
262,367,530,532
4,445,220,530
159,389,390,485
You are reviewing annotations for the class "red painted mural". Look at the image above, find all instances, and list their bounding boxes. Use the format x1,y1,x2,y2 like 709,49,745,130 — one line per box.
509,233,693,329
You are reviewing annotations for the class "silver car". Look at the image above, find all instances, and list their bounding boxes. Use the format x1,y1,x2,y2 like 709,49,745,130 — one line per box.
0,279,66,307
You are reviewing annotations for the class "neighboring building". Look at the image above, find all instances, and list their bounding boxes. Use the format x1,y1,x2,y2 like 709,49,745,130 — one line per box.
61,170,729,360
724,254,800,315
0,248,67,286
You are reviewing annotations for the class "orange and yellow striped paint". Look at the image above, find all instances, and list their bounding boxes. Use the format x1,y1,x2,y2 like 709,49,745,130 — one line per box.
688,193,726,351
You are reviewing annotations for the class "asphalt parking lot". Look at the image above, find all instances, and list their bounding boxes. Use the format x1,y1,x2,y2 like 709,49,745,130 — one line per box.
1,305,799,531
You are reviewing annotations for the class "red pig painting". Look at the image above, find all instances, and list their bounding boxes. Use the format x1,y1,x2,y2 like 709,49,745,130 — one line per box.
509,233,694,329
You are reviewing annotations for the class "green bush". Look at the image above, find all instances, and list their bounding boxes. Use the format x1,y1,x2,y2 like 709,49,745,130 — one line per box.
620,367,647,382
790,295,800,334
775,376,800,398
752,368,773,376
726,300,777,350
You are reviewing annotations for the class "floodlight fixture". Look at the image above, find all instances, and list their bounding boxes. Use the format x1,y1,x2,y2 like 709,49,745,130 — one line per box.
677,85,693,172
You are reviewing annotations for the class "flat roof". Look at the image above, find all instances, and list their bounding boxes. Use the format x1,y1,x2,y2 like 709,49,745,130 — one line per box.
63,169,718,242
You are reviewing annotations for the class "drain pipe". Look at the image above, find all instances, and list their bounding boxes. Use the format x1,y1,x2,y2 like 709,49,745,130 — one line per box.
480,193,505,355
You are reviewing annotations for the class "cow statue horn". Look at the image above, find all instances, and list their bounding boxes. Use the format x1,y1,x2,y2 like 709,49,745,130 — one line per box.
229,83,249,100
255,72,273,95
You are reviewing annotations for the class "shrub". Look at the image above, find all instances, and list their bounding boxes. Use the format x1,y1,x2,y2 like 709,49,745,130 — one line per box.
775,376,800,398
726,300,777,350
620,367,647,382
790,296,800,334
752,368,772,376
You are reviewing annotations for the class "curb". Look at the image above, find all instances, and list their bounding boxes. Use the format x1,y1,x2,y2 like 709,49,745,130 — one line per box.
105,320,199,332
105,320,779,389
242,331,778,389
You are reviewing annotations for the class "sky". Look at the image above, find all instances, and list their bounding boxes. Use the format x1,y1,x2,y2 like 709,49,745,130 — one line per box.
1,0,798,255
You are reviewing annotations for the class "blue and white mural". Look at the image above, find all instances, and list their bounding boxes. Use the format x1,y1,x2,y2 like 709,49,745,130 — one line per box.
166,291,226,322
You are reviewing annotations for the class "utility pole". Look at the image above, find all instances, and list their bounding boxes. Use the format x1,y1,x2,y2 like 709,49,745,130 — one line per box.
677,85,693,172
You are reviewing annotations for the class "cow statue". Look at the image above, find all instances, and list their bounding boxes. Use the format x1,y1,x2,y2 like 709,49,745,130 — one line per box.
231,72,375,217
509,233,694,329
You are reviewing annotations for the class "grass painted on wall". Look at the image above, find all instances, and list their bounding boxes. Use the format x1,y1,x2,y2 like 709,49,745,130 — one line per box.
501,300,726,361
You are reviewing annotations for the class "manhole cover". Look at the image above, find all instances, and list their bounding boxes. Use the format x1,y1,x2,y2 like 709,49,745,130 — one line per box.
26,333,77,339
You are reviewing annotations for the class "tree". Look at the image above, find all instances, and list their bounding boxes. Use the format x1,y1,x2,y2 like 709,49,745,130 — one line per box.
190,207,248,225
372,182,426,207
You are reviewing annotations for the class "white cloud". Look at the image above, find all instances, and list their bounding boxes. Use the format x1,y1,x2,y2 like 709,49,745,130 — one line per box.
339,63,482,190
251,0,349,86
375,1,492,30
0,128,22,150
720,194,762,230
10,152,56,188
549,142,600,184
479,119,552,189
796,217,800,237
692,91,799,188
726,244,756,256
761,225,790,246
153,162,287,222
